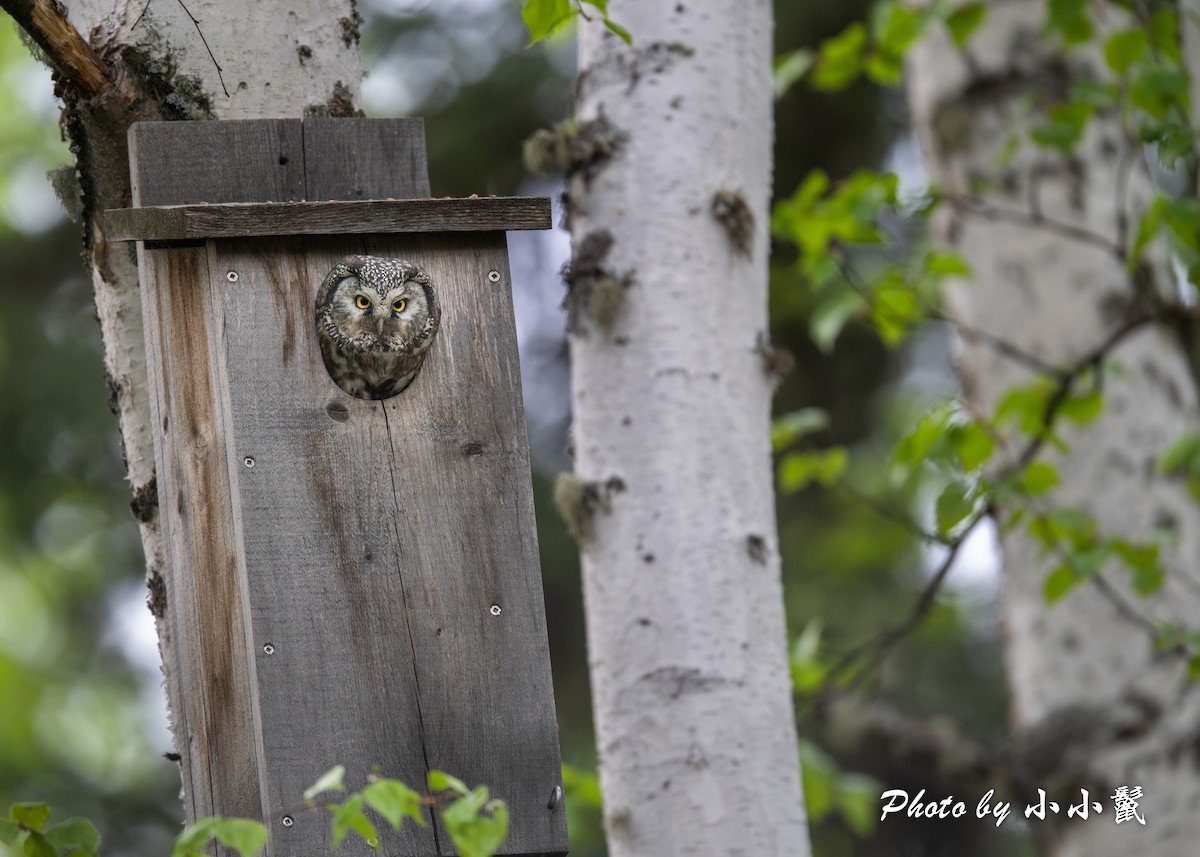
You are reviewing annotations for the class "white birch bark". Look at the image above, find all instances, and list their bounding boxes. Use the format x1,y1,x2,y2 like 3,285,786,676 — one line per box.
568,3,810,854
47,0,361,769
909,3,1200,853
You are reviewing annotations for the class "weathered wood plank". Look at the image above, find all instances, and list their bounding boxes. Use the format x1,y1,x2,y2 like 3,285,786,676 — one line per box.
135,244,265,825
209,235,567,855
130,119,306,206
209,238,438,855
105,197,552,242
364,231,569,856
303,118,431,200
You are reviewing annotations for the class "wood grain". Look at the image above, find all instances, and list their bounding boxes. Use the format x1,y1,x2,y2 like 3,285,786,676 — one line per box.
136,244,265,825
129,119,306,206
303,118,431,200
106,197,552,242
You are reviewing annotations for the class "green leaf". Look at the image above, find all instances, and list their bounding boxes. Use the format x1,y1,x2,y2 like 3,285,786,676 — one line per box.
212,820,267,857
798,741,837,821
22,833,54,857
521,0,574,45
1130,196,1168,267
790,619,826,693
926,250,972,276
774,50,814,100
10,805,50,833
0,820,19,846
1030,102,1093,153
1046,0,1092,45
994,382,1052,434
1187,653,1200,682
771,408,830,451
812,23,867,91
1058,389,1103,425
171,818,221,857
1071,80,1118,109
945,3,986,49
305,765,348,801
1103,29,1148,76
362,780,425,830
1130,66,1189,119
778,448,847,492
441,788,509,857
1043,564,1079,604
837,774,881,837
1158,431,1200,474
936,480,975,536
561,764,603,809
330,796,379,850
602,17,632,45
44,819,100,856
1019,461,1060,495
810,290,866,353
1113,540,1164,596
428,771,470,796
1149,9,1182,61
948,421,994,472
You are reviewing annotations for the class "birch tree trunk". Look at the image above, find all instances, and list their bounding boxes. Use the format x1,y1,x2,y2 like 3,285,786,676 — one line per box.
909,4,1200,854
4,0,360,810
566,4,810,854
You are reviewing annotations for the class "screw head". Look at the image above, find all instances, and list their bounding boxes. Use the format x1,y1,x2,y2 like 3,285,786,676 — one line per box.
281,815,293,827
489,604,502,616
487,270,501,283
226,271,239,283
243,456,255,468
263,643,275,655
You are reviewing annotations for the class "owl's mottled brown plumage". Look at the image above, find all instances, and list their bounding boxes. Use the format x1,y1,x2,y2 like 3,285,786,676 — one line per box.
315,255,441,399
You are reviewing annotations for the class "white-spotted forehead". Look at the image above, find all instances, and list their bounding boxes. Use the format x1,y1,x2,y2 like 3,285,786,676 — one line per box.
354,258,425,287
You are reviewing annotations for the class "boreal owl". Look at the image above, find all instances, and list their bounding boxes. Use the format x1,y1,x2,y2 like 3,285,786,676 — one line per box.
315,255,441,399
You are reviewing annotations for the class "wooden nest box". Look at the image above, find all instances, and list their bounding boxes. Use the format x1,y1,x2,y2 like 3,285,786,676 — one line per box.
106,118,568,856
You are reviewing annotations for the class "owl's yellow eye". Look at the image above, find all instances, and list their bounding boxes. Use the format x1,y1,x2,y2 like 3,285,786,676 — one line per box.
392,299,406,314
354,295,371,310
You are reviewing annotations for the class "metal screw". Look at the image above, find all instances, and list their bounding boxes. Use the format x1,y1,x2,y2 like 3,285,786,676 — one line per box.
281,816,293,827
226,270,239,283
489,604,502,616
487,270,501,283
548,785,563,810
244,456,255,468
263,643,275,655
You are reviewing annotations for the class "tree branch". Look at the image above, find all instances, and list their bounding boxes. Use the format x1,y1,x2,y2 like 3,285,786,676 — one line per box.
1,0,110,96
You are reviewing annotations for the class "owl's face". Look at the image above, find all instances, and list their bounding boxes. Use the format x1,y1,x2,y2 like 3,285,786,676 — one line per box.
316,257,439,355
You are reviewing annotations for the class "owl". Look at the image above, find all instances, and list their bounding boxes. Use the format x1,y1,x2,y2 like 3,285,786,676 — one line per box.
315,255,441,399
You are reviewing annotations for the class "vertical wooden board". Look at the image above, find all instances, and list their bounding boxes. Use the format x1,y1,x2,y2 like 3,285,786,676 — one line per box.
362,232,568,856
303,118,431,201
209,238,439,856
136,245,264,823
129,119,306,206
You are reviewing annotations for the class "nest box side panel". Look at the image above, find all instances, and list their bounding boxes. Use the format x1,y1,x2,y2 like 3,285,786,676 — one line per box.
209,234,567,856
205,238,437,856
136,244,265,823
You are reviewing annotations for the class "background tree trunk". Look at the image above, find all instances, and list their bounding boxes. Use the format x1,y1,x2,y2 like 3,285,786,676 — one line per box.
6,0,362,816
909,3,1200,854
566,3,810,854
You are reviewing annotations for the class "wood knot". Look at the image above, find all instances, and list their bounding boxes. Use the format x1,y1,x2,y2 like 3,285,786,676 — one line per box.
326,402,351,422
460,441,485,456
